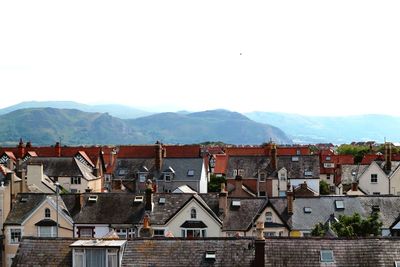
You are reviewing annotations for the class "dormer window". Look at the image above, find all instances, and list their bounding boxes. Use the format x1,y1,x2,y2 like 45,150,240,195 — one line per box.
296,149,301,155
233,169,244,177
326,156,331,161
45,208,51,218
259,172,266,182
304,171,313,177
280,172,286,181
138,173,147,183
164,173,172,182
191,208,197,219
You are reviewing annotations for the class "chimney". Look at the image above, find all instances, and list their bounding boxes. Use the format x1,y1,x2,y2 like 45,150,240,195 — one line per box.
79,193,85,210
270,143,277,171
6,172,14,209
287,186,294,215
26,141,32,148
219,183,228,217
385,142,392,173
300,181,307,190
235,174,243,192
17,138,25,159
155,141,163,172
351,181,358,191
145,180,153,212
55,142,61,157
139,215,154,237
254,221,265,267
19,169,26,193
93,167,99,177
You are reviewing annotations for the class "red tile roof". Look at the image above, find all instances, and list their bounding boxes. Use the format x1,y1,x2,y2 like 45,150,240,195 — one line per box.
118,145,155,158
337,155,354,165
165,145,200,158
361,154,384,165
214,154,228,174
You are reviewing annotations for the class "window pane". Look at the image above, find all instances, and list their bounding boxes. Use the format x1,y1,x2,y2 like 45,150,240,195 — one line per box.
86,249,106,267
74,253,84,267
10,229,21,243
39,226,55,237
108,254,118,267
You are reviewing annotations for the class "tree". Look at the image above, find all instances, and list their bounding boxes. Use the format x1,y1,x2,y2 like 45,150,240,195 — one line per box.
208,174,226,192
337,144,371,164
311,212,382,237
319,180,330,195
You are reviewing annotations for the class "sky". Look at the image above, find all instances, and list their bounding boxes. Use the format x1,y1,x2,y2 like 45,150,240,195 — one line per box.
1,0,399,116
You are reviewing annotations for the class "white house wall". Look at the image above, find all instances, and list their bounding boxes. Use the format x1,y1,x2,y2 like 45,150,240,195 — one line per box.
358,162,389,195
164,199,222,237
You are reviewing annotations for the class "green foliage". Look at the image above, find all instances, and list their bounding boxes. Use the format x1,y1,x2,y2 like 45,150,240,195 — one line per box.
208,174,226,192
311,212,383,237
319,180,331,195
337,144,371,164
311,222,328,237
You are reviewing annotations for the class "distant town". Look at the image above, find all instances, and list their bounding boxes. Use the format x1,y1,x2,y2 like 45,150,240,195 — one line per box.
1,139,400,266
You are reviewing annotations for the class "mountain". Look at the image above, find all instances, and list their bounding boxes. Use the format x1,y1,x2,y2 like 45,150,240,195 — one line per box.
0,108,292,145
246,112,400,144
0,101,152,119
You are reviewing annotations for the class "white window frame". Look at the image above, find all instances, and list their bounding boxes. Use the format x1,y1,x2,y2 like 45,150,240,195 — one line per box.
71,177,81,185
72,248,119,267
9,228,22,244
164,173,172,182
371,174,378,183
259,172,266,182
138,173,146,183
153,229,165,237
181,228,207,238
38,226,57,237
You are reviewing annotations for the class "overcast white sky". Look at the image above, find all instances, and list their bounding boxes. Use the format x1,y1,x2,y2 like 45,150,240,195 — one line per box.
1,0,399,116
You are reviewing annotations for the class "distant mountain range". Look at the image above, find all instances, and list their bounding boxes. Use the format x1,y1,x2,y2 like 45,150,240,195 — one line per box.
0,106,291,145
246,112,400,144
0,101,152,119
1,101,399,145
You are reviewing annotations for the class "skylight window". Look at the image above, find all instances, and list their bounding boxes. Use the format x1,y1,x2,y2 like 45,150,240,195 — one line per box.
134,196,144,203
335,200,344,210
159,197,166,204
320,250,334,263
303,207,312,213
88,195,98,202
232,200,241,207
291,156,299,162
187,170,195,176
205,251,216,261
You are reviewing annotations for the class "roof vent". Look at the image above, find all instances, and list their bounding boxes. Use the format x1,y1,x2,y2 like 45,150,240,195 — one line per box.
159,197,166,204
205,251,216,261
88,195,98,203
134,196,144,203
232,200,241,207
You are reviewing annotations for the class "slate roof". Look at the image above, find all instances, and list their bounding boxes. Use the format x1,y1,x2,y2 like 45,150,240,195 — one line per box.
158,158,204,181
114,158,156,179
292,196,400,230
341,164,369,184
264,237,400,267
15,236,400,267
61,193,145,224
149,193,221,226
223,198,267,231
4,193,71,225
227,155,320,179
11,237,76,267
121,238,254,267
26,157,97,180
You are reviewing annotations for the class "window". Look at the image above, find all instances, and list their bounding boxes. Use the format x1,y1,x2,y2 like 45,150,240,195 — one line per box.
264,232,276,237
118,169,128,176
182,229,206,238
291,156,299,162
10,229,21,244
154,229,165,237
233,169,244,177
205,251,216,261
371,174,378,183
187,170,195,176
320,250,334,263
303,207,312,213
296,149,301,155
259,173,266,181
164,173,172,181
79,228,94,238
265,212,272,222
335,200,344,210
73,248,118,267
373,192,381,195
278,191,286,197
71,177,81,185
327,174,330,180
45,208,51,218
280,173,286,181
138,173,146,183
259,191,266,197
107,249,118,267
325,156,331,161
38,226,56,237
116,229,127,239
304,171,313,177
191,208,197,219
